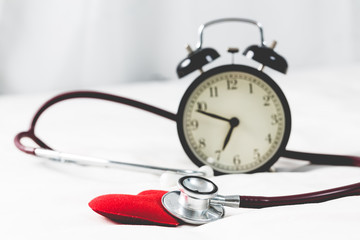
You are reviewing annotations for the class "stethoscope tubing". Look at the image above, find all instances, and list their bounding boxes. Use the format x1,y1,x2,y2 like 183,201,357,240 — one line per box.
14,90,360,168
15,90,177,155
283,150,360,167
239,181,360,208
176,175,360,209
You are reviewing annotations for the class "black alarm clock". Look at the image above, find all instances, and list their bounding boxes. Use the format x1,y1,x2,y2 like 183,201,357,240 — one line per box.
176,18,290,175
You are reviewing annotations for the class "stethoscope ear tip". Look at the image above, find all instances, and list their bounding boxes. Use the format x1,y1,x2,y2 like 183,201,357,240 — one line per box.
198,165,214,177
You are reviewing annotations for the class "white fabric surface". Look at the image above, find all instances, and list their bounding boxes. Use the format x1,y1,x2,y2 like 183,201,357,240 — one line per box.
1,63,360,239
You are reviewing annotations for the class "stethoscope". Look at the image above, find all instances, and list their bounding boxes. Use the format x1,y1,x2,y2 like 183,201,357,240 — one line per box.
13,18,360,222
162,175,360,225
13,68,360,226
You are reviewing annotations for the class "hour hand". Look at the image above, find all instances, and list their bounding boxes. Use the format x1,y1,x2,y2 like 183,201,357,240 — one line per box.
196,110,231,122
222,117,240,150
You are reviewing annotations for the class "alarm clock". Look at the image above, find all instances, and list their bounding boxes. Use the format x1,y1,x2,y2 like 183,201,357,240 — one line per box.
176,18,290,175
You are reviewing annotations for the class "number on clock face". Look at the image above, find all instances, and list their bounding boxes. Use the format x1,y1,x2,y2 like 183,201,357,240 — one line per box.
178,65,290,174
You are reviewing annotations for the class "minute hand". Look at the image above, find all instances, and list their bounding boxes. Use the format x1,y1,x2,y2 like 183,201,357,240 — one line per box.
196,110,231,122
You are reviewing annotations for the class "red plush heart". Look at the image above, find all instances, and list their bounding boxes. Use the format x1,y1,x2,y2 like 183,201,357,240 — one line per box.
89,190,180,227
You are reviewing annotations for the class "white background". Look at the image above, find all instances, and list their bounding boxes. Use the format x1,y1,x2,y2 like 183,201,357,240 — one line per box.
0,0,359,94
1,1,360,239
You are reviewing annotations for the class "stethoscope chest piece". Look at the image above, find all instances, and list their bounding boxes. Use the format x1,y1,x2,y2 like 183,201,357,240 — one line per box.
162,176,224,224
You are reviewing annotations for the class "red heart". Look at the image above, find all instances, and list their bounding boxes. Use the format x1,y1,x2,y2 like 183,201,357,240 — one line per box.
89,190,180,226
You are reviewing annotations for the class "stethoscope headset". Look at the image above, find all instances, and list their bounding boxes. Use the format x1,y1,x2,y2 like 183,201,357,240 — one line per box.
14,18,360,224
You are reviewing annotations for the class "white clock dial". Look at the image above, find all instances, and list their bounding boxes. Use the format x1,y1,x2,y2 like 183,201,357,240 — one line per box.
178,65,290,174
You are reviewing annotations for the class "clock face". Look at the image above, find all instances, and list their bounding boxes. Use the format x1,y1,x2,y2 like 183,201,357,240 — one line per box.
177,65,291,174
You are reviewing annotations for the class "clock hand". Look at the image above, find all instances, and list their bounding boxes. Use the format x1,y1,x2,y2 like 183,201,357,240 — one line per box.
195,109,239,150
196,110,231,122
222,117,240,150
222,126,234,150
